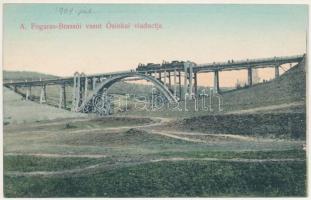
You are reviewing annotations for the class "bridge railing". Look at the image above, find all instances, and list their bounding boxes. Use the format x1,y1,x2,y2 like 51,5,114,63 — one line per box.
197,54,304,67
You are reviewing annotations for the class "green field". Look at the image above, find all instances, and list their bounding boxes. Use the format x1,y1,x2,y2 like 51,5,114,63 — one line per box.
4,113,306,197
5,159,306,197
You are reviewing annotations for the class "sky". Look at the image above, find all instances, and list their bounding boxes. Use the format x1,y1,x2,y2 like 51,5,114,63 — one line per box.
3,4,308,87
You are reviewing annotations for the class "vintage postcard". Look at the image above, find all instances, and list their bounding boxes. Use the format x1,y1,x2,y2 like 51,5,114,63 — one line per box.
1,1,309,198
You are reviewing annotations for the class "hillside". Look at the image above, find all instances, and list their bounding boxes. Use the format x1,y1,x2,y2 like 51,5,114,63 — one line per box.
3,87,85,125
221,60,306,111
3,71,58,82
168,60,307,139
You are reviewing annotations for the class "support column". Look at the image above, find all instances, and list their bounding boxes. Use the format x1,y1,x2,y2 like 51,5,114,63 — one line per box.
214,70,219,93
248,67,253,86
59,84,66,109
59,85,63,108
63,84,66,109
275,65,279,78
40,85,46,104
173,70,177,97
92,77,97,90
26,87,30,101
78,75,83,107
84,77,88,101
194,72,198,97
188,62,193,96
158,71,162,81
72,72,81,112
72,73,77,111
168,71,171,88
26,87,31,100
178,71,182,99
43,85,47,101
164,71,167,85
183,63,189,99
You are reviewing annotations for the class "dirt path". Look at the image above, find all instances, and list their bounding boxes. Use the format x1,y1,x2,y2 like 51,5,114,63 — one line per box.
225,101,304,115
6,157,305,177
150,157,305,163
148,130,210,143
5,115,297,145
4,153,107,158
148,130,256,143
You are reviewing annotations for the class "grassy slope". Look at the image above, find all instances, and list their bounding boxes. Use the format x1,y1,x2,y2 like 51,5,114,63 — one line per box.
174,112,306,139
121,62,306,119
4,160,306,197
163,61,306,139
4,149,305,172
221,60,306,111
3,87,85,125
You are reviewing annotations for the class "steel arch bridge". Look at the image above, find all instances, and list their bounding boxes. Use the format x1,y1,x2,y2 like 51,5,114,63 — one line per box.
76,72,178,113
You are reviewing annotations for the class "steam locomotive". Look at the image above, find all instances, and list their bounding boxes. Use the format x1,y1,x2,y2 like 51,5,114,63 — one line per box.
136,60,185,71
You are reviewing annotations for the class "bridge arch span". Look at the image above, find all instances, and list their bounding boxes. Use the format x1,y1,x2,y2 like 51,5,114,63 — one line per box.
78,72,177,112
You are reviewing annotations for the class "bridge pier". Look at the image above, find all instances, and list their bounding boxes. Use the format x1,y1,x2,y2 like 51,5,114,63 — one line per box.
59,84,66,109
275,65,279,78
164,71,167,85
80,73,87,108
40,85,47,104
214,70,220,93
84,77,88,101
248,67,253,86
178,71,182,99
194,72,198,97
25,86,31,100
189,62,194,97
182,62,195,99
183,63,188,99
72,73,77,111
72,72,81,112
168,71,171,88
92,77,97,90
173,70,177,97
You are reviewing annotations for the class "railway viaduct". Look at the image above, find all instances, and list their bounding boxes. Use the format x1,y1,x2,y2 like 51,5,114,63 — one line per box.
3,54,304,113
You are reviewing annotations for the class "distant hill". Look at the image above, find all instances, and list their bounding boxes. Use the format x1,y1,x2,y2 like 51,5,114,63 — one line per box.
3,71,58,82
